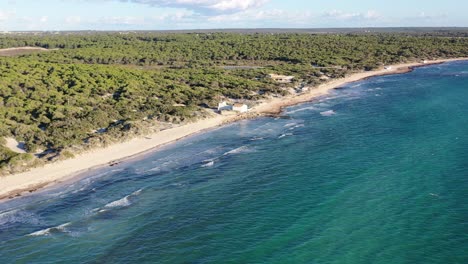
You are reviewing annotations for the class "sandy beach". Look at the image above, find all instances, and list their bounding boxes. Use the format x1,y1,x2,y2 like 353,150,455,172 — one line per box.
1,58,466,201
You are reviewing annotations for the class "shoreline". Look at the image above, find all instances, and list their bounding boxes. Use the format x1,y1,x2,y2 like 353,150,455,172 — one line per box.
1,57,467,201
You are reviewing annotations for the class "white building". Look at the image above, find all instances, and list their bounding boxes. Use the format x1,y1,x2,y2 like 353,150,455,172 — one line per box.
384,66,393,70
217,101,232,111
232,103,248,113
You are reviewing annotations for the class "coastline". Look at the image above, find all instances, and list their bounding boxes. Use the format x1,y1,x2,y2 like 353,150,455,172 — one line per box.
1,58,467,201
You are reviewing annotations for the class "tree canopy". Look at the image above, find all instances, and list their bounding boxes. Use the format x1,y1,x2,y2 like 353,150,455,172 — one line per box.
0,32,467,174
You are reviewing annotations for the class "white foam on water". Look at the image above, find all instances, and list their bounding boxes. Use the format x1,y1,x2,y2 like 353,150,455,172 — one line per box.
93,188,144,213
278,133,293,139
350,83,363,88
223,146,252,155
320,110,336,116
27,222,71,237
287,106,319,114
132,188,143,196
104,196,131,209
250,137,264,141
147,166,162,172
0,210,18,226
201,160,215,168
0,210,41,226
288,124,305,131
144,145,226,174
27,228,52,237
284,122,298,128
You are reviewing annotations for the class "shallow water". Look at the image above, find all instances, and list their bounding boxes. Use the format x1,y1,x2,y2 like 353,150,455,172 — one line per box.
1,62,467,263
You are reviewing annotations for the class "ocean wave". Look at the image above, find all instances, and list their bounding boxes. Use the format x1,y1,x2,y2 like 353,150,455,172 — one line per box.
144,146,223,173
365,87,381,93
223,146,252,155
27,222,71,237
201,160,215,167
105,188,143,208
95,188,143,213
0,210,18,226
0,210,41,226
284,122,298,128
288,124,305,131
320,110,336,116
250,136,264,141
202,146,222,155
278,133,293,139
147,166,162,172
104,196,131,209
287,106,319,114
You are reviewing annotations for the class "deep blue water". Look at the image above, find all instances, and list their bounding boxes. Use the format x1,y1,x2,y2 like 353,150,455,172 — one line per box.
1,62,467,263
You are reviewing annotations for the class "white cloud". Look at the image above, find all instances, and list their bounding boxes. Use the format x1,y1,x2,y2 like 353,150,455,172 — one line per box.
364,10,381,20
324,9,381,21
153,11,194,22
207,9,313,25
39,16,48,23
98,16,147,25
65,16,82,24
0,10,15,21
208,9,277,22
417,11,447,20
324,10,359,20
118,0,269,14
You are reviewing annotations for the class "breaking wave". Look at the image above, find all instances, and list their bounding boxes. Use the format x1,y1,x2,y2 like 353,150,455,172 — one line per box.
27,222,71,237
94,188,143,213
250,136,264,141
0,210,41,226
284,122,298,128
287,106,319,114
201,160,215,167
278,133,293,139
223,146,252,155
320,110,336,116
104,196,131,209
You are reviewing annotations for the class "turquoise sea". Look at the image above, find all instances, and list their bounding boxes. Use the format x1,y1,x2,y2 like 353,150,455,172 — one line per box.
0,62,467,263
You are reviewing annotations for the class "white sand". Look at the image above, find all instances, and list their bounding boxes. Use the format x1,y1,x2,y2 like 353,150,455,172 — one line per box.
1,58,466,199
0,47,49,51
4,137,26,154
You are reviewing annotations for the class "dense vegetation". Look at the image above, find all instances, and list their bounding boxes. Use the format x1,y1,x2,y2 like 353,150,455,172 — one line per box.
0,32,467,174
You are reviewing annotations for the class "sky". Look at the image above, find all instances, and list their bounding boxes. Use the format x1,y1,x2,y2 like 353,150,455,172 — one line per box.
0,0,467,31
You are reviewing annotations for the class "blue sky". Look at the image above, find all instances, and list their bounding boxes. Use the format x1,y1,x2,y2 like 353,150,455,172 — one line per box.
0,0,466,31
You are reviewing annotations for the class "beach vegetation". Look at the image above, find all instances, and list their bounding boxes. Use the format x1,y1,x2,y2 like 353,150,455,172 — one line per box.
0,32,467,174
